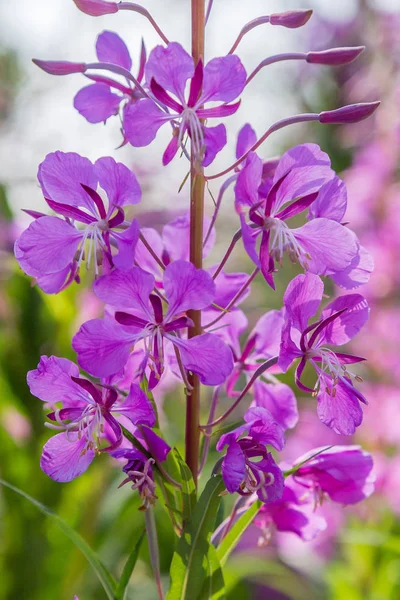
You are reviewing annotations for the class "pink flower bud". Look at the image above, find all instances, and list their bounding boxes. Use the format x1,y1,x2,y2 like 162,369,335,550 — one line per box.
307,46,365,66
319,101,380,124
32,59,86,75
72,0,119,16
270,9,313,29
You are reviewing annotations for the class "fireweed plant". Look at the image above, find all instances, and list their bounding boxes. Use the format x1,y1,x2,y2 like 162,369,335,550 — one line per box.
14,1,380,598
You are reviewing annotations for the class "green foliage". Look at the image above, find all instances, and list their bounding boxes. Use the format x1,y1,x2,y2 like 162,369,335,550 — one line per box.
116,529,146,600
0,479,117,600
216,501,262,568
166,476,225,600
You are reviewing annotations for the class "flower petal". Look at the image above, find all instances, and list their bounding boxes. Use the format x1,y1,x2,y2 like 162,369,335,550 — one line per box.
172,333,234,385
202,124,227,167
16,216,82,275
252,309,285,358
273,143,331,181
283,273,324,332
118,383,156,426
145,42,194,103
164,260,216,317
331,244,374,290
236,123,257,159
95,156,141,207
253,380,299,431
200,55,246,103
38,151,98,211
73,318,135,377
234,152,263,210
41,432,95,482
317,378,363,435
162,213,215,262
27,356,83,405
96,30,132,70
135,227,164,278
245,406,285,451
111,219,140,271
308,176,347,222
123,99,171,147
221,440,246,493
93,267,154,319
319,294,369,346
74,83,121,124
292,219,359,276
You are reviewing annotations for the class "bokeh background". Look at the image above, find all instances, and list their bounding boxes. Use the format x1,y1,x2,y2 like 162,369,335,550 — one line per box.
1,0,400,598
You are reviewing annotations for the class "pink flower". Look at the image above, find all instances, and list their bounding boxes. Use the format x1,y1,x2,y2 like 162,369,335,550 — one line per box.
123,42,246,165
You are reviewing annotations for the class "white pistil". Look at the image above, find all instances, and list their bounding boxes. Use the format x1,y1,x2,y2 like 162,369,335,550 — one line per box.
180,107,205,162
265,217,311,267
308,347,362,396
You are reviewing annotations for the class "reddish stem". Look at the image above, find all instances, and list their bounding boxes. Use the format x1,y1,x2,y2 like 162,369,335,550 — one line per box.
186,0,205,486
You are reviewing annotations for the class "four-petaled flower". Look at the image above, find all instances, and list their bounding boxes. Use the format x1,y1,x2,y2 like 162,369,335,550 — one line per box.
72,260,234,388
292,445,375,505
28,356,158,482
237,143,365,288
15,151,141,293
279,273,369,435
123,42,247,166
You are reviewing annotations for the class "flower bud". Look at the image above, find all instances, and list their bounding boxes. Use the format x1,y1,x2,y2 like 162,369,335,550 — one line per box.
270,9,313,29
72,0,119,16
32,59,86,75
307,46,365,66
319,101,380,124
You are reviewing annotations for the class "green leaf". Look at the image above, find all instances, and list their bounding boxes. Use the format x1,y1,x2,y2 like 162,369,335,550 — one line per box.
174,448,196,523
166,475,225,600
0,479,117,600
217,501,262,567
115,529,146,600
198,545,226,600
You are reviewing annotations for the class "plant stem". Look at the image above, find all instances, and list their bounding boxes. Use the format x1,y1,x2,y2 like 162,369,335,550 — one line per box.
145,507,164,600
186,0,205,486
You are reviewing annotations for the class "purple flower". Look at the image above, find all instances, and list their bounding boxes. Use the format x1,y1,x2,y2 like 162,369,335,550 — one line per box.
113,431,171,510
292,445,375,505
237,143,361,287
254,482,327,543
28,356,156,482
123,42,246,166
34,30,146,127
216,407,285,503
72,260,234,387
135,212,216,282
225,309,284,395
15,152,141,293
279,273,369,435
74,31,146,124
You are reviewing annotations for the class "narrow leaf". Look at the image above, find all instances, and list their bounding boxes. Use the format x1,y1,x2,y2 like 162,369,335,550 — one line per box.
198,545,226,600
166,476,225,600
0,479,117,600
174,448,196,523
217,500,262,567
116,529,146,600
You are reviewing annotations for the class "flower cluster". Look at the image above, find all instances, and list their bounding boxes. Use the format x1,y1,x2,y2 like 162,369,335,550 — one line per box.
17,0,379,554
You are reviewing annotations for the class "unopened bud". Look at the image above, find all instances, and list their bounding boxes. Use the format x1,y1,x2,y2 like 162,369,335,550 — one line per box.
32,59,85,75
73,0,119,16
307,46,365,66
270,9,313,29
319,101,380,124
